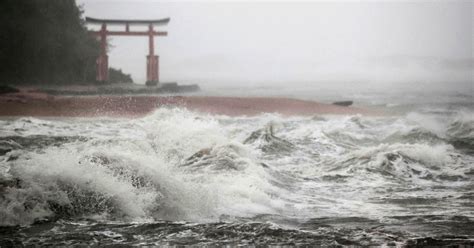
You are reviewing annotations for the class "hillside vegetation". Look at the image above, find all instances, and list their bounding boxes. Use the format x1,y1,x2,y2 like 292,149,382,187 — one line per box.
0,0,132,85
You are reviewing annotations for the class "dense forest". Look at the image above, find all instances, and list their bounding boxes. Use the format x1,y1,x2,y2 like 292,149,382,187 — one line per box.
109,68,133,84
0,0,132,85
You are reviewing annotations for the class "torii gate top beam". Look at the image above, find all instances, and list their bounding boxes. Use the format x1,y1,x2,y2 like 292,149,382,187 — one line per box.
85,17,170,26
85,16,169,83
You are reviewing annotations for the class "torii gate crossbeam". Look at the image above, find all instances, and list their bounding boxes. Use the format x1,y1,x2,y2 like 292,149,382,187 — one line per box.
85,17,169,85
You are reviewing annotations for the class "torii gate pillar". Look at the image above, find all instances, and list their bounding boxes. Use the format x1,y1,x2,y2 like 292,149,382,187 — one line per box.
146,55,159,84
97,23,109,82
146,24,159,85
86,17,169,85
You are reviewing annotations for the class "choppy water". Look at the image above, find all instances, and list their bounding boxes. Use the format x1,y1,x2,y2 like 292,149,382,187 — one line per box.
0,98,473,246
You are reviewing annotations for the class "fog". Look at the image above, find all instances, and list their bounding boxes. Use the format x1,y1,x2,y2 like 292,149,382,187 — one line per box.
78,0,472,93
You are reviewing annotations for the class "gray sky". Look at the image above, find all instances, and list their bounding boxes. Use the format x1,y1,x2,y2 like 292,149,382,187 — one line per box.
77,0,472,88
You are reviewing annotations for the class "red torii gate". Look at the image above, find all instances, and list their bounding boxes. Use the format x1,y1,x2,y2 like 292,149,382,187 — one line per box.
85,17,169,85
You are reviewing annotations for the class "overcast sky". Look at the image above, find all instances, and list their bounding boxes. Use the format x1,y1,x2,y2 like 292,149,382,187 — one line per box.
77,0,472,89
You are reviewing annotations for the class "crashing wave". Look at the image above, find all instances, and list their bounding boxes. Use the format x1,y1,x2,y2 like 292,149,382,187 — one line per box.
332,143,469,182
383,127,444,145
0,142,207,226
446,116,474,153
244,123,294,154
181,143,258,171
0,107,473,228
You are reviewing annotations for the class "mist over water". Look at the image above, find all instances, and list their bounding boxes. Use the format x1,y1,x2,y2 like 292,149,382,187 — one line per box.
1,90,473,246
78,1,473,85
0,0,472,245
198,80,473,115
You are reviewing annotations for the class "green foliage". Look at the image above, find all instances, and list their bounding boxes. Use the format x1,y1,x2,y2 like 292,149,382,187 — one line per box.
0,0,120,85
109,68,133,84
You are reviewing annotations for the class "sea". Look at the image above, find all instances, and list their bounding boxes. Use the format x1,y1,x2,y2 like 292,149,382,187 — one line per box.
0,84,473,246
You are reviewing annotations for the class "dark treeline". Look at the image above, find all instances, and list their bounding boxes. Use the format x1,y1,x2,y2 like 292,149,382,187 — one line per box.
0,0,132,85
109,68,133,84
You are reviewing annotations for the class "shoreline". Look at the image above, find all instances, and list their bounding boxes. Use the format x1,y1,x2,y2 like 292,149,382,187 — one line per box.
0,91,380,118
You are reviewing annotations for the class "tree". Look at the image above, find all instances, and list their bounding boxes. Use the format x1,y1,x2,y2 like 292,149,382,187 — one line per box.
0,0,128,85
109,68,133,84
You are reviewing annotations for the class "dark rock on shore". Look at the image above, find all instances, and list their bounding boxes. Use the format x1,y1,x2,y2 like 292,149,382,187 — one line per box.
145,81,158,86
40,83,201,95
0,85,20,95
332,101,353,107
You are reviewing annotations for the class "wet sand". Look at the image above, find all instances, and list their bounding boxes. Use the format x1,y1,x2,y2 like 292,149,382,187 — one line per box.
0,92,376,117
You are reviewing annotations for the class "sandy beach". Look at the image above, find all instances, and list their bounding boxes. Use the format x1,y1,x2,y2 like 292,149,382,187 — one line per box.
0,90,376,117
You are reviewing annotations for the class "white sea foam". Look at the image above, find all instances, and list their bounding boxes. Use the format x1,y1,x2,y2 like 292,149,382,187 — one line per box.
0,106,473,226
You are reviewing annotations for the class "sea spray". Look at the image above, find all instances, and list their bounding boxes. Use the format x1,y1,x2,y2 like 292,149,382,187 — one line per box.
0,107,473,246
